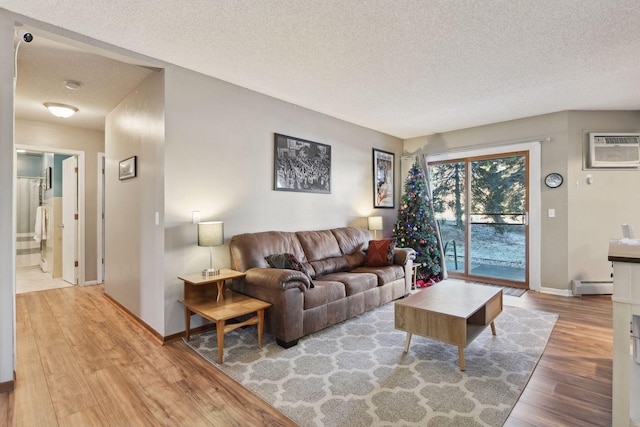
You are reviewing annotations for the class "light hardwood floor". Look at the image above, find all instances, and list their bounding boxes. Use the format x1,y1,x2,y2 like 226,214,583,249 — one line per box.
1,285,612,426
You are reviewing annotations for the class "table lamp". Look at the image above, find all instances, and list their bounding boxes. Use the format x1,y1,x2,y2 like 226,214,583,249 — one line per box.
198,221,224,276
368,216,383,239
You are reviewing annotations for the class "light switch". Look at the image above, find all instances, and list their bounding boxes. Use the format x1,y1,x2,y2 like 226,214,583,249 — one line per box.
155,212,160,225
548,208,555,218
192,211,201,224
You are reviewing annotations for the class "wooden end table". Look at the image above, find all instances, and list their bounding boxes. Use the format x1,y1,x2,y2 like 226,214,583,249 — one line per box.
179,269,246,303
395,281,502,371
179,269,271,363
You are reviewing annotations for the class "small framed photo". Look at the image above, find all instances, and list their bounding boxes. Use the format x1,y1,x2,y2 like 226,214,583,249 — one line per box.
119,156,137,180
274,133,331,193
373,149,394,208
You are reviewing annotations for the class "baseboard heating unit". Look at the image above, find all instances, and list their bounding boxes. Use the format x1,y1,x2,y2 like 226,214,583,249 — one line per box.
571,279,613,297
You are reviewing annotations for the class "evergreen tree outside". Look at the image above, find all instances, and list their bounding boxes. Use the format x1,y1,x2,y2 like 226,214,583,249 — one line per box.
393,162,442,284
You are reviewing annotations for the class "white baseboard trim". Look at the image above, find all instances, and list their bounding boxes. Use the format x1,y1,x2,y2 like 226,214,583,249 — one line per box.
539,286,573,297
571,280,613,297
83,280,99,286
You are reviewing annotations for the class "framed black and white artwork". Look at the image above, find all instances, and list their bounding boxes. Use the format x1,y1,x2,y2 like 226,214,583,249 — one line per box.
274,133,331,194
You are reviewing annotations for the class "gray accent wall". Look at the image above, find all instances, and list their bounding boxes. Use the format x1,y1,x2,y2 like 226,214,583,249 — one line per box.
103,65,403,337
104,70,165,334
161,66,402,336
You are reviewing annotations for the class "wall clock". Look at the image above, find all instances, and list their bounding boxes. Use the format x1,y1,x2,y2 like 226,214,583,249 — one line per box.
544,173,563,188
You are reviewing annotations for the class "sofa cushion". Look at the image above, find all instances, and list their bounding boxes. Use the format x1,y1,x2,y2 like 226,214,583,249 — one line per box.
345,252,367,269
297,230,341,261
230,231,308,272
310,256,349,277
303,281,346,310
321,272,378,296
331,227,370,254
352,265,404,286
365,238,396,267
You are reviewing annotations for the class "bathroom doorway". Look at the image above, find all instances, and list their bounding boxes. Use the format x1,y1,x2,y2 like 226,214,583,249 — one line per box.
15,147,84,293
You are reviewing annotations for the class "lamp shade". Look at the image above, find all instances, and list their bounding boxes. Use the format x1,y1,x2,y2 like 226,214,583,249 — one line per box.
197,221,224,247
368,216,383,231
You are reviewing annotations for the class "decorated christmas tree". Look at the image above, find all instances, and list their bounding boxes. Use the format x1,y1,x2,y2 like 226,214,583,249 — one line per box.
393,162,442,285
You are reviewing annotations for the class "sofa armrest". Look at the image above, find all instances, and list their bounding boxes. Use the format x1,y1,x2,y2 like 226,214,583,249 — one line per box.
231,267,307,344
244,267,311,292
394,247,416,265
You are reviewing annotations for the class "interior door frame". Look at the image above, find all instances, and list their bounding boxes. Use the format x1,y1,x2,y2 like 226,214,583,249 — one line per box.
97,153,104,284
62,156,78,284
426,140,541,291
15,144,86,286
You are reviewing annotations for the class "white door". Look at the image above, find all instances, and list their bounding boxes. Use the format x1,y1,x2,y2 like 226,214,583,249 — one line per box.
62,156,78,284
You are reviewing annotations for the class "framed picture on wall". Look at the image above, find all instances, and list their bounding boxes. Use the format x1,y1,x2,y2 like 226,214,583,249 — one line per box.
273,133,331,193
373,148,394,208
119,156,137,180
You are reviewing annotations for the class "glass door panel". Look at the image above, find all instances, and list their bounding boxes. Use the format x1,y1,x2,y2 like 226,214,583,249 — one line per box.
430,162,466,274
469,155,527,284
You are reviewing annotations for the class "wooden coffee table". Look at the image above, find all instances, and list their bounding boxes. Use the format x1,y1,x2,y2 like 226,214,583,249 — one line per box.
394,281,502,370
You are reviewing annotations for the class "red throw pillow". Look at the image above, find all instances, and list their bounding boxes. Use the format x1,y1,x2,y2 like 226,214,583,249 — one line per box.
366,238,396,267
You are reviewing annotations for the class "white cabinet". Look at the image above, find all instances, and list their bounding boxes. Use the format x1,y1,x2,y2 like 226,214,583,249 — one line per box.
609,239,640,427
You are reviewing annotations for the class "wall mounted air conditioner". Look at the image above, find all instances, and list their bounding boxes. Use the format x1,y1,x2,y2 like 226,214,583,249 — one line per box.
589,132,640,168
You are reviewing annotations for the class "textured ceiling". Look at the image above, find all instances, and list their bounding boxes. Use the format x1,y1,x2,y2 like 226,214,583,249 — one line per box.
14,35,153,130
5,1,640,138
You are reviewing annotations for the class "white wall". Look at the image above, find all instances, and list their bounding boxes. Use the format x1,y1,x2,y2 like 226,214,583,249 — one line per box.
404,110,640,292
0,13,15,387
104,70,165,333
15,119,104,282
162,65,402,335
567,111,640,283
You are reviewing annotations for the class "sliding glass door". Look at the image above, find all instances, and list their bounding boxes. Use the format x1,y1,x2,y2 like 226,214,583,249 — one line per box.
430,152,529,288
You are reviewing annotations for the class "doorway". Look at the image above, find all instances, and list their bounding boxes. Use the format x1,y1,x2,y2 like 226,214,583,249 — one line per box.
430,152,529,288
426,140,542,291
15,146,84,293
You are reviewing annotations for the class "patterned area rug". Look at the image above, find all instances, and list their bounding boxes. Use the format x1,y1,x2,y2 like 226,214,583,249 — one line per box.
185,303,557,427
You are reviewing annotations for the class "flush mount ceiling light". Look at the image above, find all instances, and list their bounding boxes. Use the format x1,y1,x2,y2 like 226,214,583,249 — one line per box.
44,102,78,118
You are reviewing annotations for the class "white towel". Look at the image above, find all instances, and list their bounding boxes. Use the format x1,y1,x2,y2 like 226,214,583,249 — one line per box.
33,206,49,242
43,207,49,240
